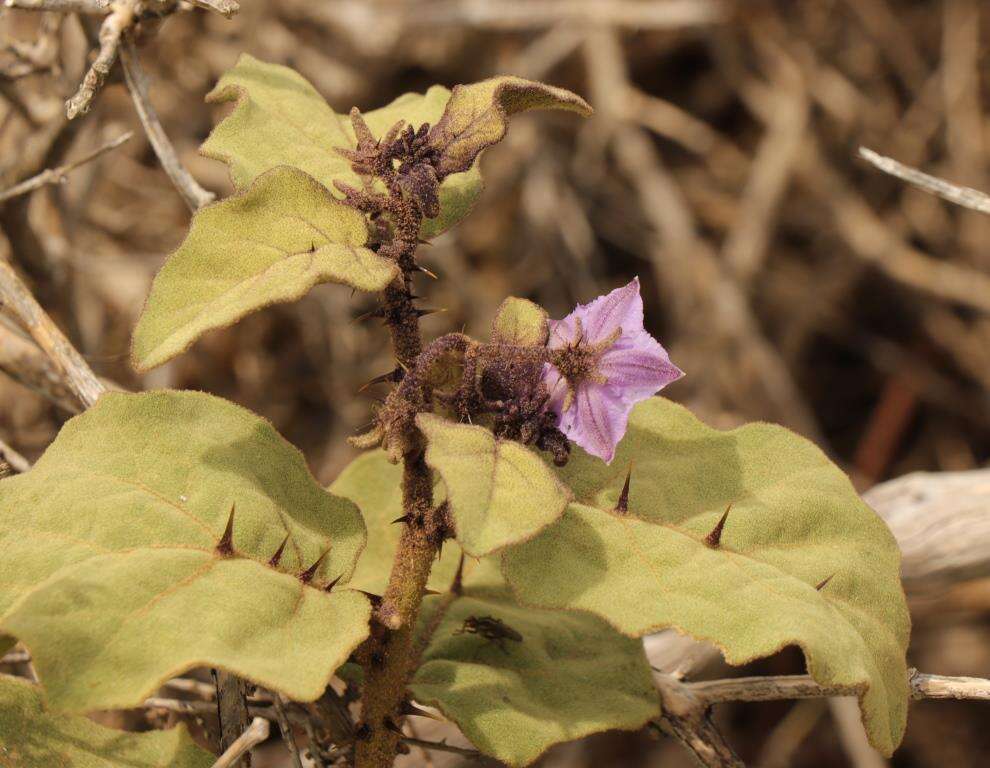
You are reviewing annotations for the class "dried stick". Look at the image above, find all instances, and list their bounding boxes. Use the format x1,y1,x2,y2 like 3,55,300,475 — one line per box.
315,0,727,30
210,717,270,768
272,694,304,768
0,434,30,473
4,0,110,11
400,737,483,760
0,131,131,203
859,147,990,215
185,0,239,17
0,318,80,411
65,1,135,119
213,669,252,767
0,259,104,407
119,36,215,211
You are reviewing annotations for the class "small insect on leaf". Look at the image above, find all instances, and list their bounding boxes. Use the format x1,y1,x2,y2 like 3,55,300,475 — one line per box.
454,615,524,653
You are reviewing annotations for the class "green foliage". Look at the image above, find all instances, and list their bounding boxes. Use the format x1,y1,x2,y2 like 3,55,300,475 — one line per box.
412,584,659,768
428,77,592,177
0,674,213,767
343,581,660,766
200,54,480,239
490,297,549,346
131,166,395,371
328,451,658,767
502,397,910,756
0,391,371,712
416,414,571,557
330,449,463,595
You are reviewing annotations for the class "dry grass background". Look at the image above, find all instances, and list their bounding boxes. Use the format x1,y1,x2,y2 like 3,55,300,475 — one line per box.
0,1,988,766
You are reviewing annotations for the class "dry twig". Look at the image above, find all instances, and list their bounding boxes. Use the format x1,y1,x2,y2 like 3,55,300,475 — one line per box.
0,131,131,203
859,147,990,215
0,259,105,407
210,717,269,768
119,37,215,210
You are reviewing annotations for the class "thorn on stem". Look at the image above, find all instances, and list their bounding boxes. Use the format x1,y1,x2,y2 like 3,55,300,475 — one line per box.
268,535,290,568
704,504,732,549
324,574,343,593
216,504,236,557
615,463,633,514
391,515,411,525
816,574,835,592
413,307,444,318
299,548,331,584
451,552,466,596
412,263,438,280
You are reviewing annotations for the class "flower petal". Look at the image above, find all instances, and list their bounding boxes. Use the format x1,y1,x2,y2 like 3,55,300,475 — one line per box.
580,278,644,343
561,384,632,464
599,332,684,403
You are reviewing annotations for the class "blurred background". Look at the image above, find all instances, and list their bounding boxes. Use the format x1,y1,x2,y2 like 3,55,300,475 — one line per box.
0,0,988,766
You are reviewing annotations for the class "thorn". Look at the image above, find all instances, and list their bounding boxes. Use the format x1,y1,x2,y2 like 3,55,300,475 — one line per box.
360,368,404,392
216,504,236,556
412,264,438,280
352,307,386,324
299,548,331,584
615,463,633,514
268,535,290,568
815,574,835,592
414,307,445,318
358,590,383,607
384,718,404,735
391,515,411,525
704,504,732,549
424,588,442,596
324,574,343,593
451,552,466,596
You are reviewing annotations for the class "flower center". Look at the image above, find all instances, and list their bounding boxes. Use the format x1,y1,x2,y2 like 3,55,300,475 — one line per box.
549,317,621,412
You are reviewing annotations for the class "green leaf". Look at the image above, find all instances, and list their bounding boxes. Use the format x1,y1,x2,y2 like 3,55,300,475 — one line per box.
491,297,548,346
0,391,371,712
330,449,463,595
416,414,571,557
0,674,213,767
428,76,593,177
502,397,910,756
411,583,658,766
200,54,481,239
131,166,397,371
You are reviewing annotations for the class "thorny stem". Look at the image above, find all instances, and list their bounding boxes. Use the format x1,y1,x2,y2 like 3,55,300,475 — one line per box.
349,116,442,768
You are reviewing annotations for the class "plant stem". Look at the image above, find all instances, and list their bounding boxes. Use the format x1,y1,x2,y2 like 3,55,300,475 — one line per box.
356,286,437,768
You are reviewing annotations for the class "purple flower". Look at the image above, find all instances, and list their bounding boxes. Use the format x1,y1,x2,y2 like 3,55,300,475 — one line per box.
542,278,683,463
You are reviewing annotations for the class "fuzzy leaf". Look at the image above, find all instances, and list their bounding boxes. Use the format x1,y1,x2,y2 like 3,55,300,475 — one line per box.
491,297,549,346
330,449,462,595
502,397,910,756
132,166,396,371
200,54,481,239
416,414,571,557
0,675,213,767
411,586,658,766
0,391,370,713
428,77,592,177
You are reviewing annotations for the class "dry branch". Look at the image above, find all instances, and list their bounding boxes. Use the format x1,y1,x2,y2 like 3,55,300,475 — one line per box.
865,469,990,587
119,36,215,211
65,1,135,119
0,319,79,411
859,147,990,215
211,717,270,768
0,434,30,473
0,132,131,204
0,259,105,408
